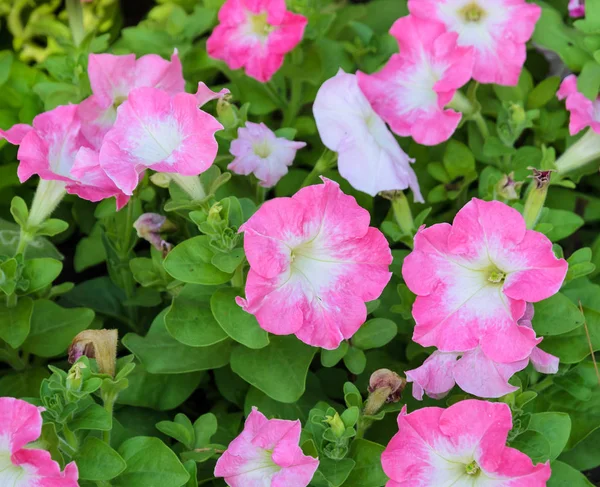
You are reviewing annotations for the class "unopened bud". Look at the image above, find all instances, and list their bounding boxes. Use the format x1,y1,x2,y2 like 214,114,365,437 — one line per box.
217,94,238,128
134,213,175,254
150,173,173,188
509,103,526,125
207,202,223,223
324,412,345,438
364,369,406,416
66,361,87,392
496,172,523,201
523,167,553,229
69,329,118,377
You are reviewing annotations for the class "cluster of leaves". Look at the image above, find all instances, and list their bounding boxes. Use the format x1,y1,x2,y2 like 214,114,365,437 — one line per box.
0,0,599,486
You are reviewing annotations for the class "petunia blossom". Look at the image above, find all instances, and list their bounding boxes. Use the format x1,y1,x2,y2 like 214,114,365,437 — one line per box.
214,407,318,487
402,198,567,363
3,105,128,209
557,74,600,135
0,397,79,486
357,15,474,146
313,69,423,200
99,86,223,195
207,0,308,82
237,178,392,350
569,0,585,17
78,51,185,149
228,122,306,187
407,304,560,399
408,0,541,86
382,400,551,487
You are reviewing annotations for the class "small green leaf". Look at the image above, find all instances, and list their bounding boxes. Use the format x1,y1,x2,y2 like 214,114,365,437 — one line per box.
351,318,397,350
342,439,387,487
0,297,33,348
321,342,349,368
10,197,28,228
74,437,127,481
343,347,366,375
21,258,63,293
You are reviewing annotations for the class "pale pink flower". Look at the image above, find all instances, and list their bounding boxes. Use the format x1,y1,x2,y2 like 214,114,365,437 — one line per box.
0,397,79,486
207,0,308,82
313,70,423,200
357,15,473,146
382,400,551,487
99,86,223,195
557,74,600,135
228,122,306,187
408,0,541,86
402,198,567,363
569,0,585,17
214,407,318,487
407,303,560,399
78,51,185,149
237,178,392,350
2,105,128,209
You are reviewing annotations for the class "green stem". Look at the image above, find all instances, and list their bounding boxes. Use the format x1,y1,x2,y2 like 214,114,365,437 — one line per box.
15,228,32,256
390,192,414,237
0,344,27,370
264,82,287,108
447,91,489,140
65,0,85,47
231,263,245,288
472,112,490,140
5,292,17,308
255,184,267,205
301,150,337,187
102,396,115,445
282,78,302,127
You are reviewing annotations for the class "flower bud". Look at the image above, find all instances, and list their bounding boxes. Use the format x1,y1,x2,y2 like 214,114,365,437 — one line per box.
66,361,87,392
496,172,522,201
523,167,553,229
324,412,346,438
207,202,224,223
150,172,173,188
69,329,118,377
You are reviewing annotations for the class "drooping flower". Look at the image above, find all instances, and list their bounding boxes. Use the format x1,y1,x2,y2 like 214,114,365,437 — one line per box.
382,400,551,487
402,198,567,363
237,178,392,349
99,86,223,195
557,74,600,135
228,122,306,187
356,15,474,146
207,0,308,82
2,105,128,209
133,213,175,253
313,70,423,200
214,407,319,487
0,397,79,486
408,0,541,86
407,304,560,399
569,0,585,18
78,51,185,148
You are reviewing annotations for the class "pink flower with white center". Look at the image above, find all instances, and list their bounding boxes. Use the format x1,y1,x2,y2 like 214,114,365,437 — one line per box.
2,105,128,209
557,74,600,135
0,397,79,486
214,407,318,487
99,86,223,195
356,15,474,146
237,178,392,350
569,0,585,18
77,51,185,149
408,0,541,86
207,0,308,83
228,122,306,187
402,198,568,363
407,303,560,399
313,70,423,200
382,400,551,487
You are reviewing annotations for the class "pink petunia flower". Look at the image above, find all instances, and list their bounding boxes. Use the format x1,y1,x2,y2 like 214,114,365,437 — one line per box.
313,69,423,200
237,178,392,350
382,400,551,487
402,198,568,364
2,105,128,209
214,407,319,487
0,397,79,486
408,0,541,86
569,0,585,18
557,74,600,135
228,122,306,187
78,51,185,149
99,86,223,195
356,15,474,146
206,0,308,82
406,303,560,399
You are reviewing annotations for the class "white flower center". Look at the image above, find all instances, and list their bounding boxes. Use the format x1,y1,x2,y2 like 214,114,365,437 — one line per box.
253,139,273,158
248,12,274,38
0,452,30,487
132,117,184,166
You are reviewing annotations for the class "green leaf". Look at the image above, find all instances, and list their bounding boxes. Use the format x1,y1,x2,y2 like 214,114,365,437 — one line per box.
211,287,269,349
511,430,552,463
577,60,600,100
23,300,94,357
559,428,600,471
10,197,29,228
36,218,69,237
165,284,229,347
21,258,63,293
0,367,49,398
211,249,245,273
313,457,356,487
528,412,571,461
343,347,366,375
548,460,594,486
193,413,218,447
0,51,13,85
527,76,561,109
156,414,195,449
537,209,584,242
443,140,475,180
0,297,33,348
321,342,349,368
230,335,316,403
70,403,112,431
351,318,397,350
114,437,190,487
74,437,127,481
342,439,387,487
532,294,583,336
123,310,233,374
163,236,233,285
